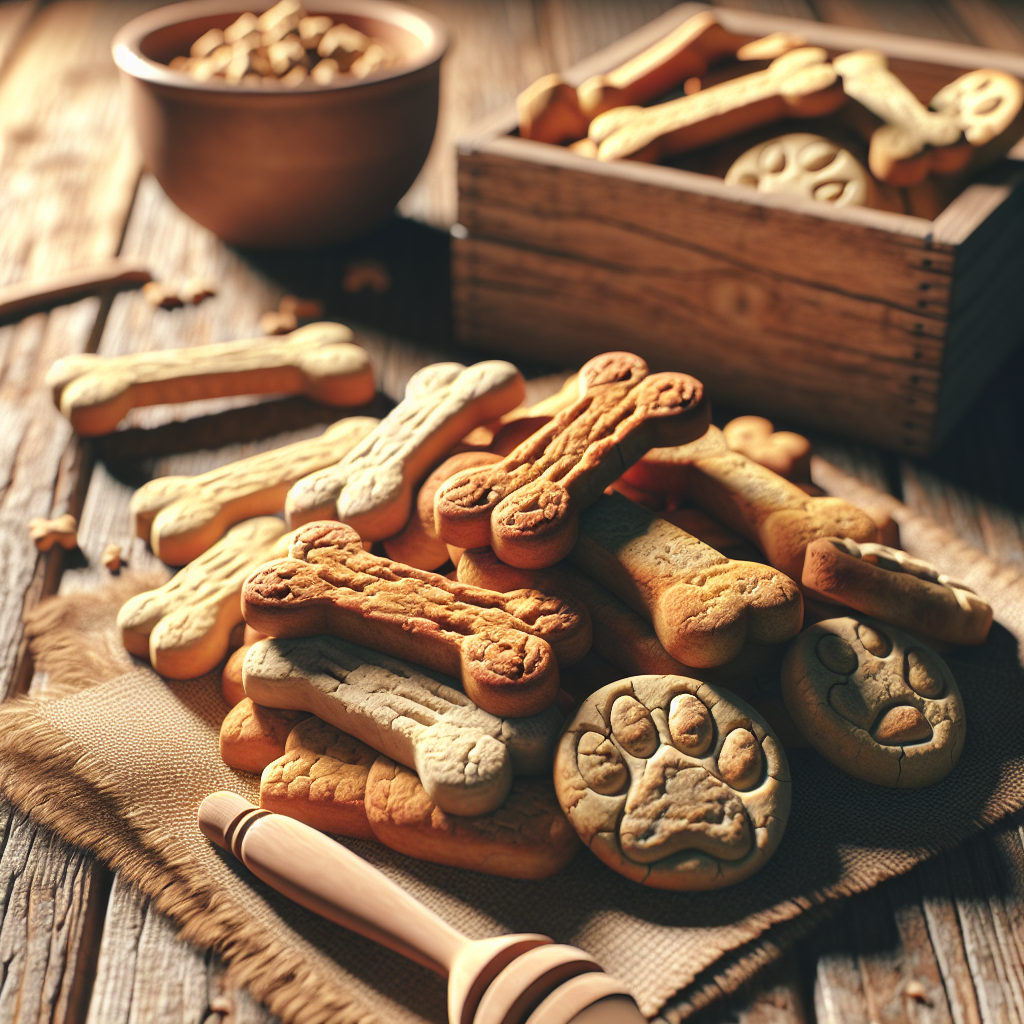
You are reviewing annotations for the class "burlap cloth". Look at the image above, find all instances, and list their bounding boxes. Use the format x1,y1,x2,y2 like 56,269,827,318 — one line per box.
2,473,1024,1024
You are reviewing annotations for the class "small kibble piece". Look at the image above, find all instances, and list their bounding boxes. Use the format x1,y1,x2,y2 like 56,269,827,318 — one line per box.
29,513,78,552
142,281,182,309
260,309,299,335
722,415,811,481
179,278,216,305
190,27,224,59
555,676,789,889
224,13,258,45
257,0,303,46
268,36,306,76
311,58,340,85
318,22,369,70
280,64,309,88
298,15,333,49
102,542,122,573
350,42,387,79
781,616,965,787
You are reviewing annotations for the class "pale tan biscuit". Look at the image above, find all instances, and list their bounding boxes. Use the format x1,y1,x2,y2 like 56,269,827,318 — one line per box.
220,697,309,774
931,68,1024,163
623,426,878,581
722,415,811,482
571,493,802,668
383,451,501,570
285,360,524,539
102,542,123,573
592,48,846,163
434,352,709,569
132,417,378,566
555,675,789,889
46,322,375,437
242,521,591,717
725,133,872,207
803,538,992,646
242,634,563,815
366,757,580,879
118,517,287,680
781,616,965,786
260,716,378,840
28,513,77,551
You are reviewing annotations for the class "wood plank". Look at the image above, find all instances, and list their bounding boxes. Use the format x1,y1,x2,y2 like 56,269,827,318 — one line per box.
0,799,109,1024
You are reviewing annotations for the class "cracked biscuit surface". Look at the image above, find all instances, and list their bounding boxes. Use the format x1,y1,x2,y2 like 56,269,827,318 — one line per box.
554,675,789,889
781,616,965,787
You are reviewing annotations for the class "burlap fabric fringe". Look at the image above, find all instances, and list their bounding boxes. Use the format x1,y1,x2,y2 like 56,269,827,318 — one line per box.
1,468,1022,1024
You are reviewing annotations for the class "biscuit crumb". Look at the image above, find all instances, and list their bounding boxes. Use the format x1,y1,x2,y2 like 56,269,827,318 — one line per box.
260,309,299,335
29,513,78,551
102,542,122,573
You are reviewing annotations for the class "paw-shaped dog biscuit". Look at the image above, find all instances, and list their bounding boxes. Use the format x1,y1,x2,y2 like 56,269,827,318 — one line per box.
781,616,965,787
803,537,992,646
435,352,709,569
555,676,789,889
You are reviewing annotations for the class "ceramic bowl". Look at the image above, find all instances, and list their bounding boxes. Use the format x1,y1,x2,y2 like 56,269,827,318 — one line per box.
113,0,446,247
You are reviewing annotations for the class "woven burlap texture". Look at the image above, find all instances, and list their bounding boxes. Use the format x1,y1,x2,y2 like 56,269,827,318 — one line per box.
2,502,1024,1024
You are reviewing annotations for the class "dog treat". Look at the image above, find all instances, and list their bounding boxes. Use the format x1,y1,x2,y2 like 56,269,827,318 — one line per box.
286,360,524,538
722,415,811,482
434,352,709,569
487,373,581,456
838,54,1024,185
366,757,580,878
220,697,309,774
803,537,992,646
222,646,249,706
572,493,802,667
592,48,846,163
624,426,878,580
0,259,150,321
555,675,789,889
242,521,591,716
143,279,217,309
118,517,287,680
261,715,378,838
46,322,375,437
29,513,77,552
383,452,501,570
725,133,873,208
259,309,299,335
132,416,378,566
517,12,803,144
242,634,563,815
102,542,122,573
782,616,965,786
660,508,750,556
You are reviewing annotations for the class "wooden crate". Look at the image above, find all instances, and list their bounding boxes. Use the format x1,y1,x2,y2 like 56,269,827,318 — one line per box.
452,3,1024,455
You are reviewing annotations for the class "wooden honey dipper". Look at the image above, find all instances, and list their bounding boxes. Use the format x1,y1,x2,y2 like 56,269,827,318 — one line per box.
199,792,645,1024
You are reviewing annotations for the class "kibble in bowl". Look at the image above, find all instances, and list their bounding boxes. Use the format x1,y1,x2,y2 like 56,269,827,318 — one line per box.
113,0,446,246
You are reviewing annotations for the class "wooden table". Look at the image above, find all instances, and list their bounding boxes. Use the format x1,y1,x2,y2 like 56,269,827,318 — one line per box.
0,1,1022,1022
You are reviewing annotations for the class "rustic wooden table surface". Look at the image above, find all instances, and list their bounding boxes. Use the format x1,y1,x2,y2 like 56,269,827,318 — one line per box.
0,0,1022,1022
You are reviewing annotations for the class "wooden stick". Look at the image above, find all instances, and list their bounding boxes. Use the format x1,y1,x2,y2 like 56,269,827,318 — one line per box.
0,259,151,320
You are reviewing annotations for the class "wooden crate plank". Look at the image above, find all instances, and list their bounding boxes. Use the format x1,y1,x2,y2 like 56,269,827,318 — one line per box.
0,800,108,1024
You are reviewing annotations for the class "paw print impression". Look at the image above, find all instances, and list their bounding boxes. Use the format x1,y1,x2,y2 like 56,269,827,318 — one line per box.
781,616,965,787
554,677,790,890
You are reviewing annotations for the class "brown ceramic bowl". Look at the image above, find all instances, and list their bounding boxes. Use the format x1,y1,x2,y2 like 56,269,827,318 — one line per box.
113,0,446,247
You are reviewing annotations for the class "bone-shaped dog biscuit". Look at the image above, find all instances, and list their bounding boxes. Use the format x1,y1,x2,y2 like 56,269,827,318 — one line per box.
434,352,709,569
571,493,802,668
803,537,993,647
118,516,287,679
131,416,378,566
242,634,563,815
46,322,375,436
555,675,789,889
722,415,811,481
285,360,524,539
931,68,1024,149
782,616,965,786
382,451,501,570
725,134,873,208
242,521,591,716
624,426,878,581
832,51,969,185
593,48,846,163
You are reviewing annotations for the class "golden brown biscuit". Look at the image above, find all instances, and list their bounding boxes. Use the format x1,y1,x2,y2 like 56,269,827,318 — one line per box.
221,645,249,707
781,616,965,786
555,675,789,889
383,451,501,570
260,716,378,839
285,360,524,538
722,416,812,482
366,757,580,879
132,416,377,566
242,521,591,717
624,426,878,581
28,513,78,552
118,517,287,680
46,323,374,437
220,697,309,774
592,48,846,163
434,352,708,569
802,537,992,646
